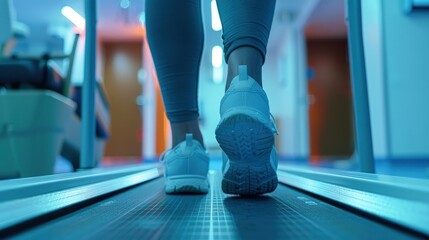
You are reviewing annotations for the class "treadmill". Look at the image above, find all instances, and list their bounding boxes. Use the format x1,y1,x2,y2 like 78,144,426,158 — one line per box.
0,0,428,239
0,163,428,239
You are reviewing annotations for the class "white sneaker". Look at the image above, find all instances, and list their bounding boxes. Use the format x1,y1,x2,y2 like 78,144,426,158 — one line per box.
216,65,278,195
161,133,210,194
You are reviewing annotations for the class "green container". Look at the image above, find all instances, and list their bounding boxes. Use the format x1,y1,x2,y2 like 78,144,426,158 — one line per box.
0,90,75,178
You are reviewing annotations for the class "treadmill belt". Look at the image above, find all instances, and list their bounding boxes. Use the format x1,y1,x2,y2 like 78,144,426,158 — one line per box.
12,171,416,240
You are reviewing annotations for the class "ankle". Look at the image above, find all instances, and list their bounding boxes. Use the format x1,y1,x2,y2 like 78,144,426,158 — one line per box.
225,47,263,91
170,119,204,148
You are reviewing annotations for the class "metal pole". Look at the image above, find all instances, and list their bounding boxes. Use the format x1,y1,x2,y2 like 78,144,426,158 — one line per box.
346,0,375,173
80,0,97,169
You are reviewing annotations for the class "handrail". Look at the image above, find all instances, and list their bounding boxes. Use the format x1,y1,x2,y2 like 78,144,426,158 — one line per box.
345,0,375,173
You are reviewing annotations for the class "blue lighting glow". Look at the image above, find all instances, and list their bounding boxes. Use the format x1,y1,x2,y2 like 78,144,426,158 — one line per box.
139,12,146,26
120,0,130,9
211,0,222,31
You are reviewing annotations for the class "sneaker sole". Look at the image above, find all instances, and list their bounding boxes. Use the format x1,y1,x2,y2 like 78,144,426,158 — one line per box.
165,175,209,194
216,114,278,195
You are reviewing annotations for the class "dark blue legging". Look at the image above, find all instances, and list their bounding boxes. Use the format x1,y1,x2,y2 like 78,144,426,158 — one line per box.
146,0,276,123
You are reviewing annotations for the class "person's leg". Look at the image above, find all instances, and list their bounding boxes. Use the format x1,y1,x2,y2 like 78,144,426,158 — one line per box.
146,0,209,194
215,0,278,195
216,0,276,90
146,0,204,147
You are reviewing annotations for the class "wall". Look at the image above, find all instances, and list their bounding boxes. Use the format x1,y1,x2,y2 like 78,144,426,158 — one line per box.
274,25,310,159
362,0,429,159
382,0,429,157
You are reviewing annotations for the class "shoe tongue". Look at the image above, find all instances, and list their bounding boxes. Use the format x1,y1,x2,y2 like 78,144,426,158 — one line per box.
228,65,252,90
186,133,193,147
239,65,248,81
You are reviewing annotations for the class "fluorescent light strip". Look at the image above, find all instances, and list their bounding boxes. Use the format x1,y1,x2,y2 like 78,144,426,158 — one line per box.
139,12,146,26
212,66,223,84
212,45,223,84
120,0,130,9
211,45,223,68
211,0,222,31
61,6,85,31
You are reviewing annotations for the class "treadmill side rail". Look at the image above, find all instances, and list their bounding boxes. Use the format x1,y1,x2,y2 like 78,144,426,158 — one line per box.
278,167,429,237
0,167,162,235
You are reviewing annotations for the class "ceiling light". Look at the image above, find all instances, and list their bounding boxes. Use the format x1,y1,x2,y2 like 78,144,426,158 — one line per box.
61,6,85,30
212,66,223,84
139,12,146,26
120,0,130,9
211,0,222,31
212,45,223,68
